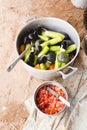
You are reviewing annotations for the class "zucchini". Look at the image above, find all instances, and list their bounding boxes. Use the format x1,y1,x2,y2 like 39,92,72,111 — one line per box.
38,46,49,57
41,41,49,48
44,30,65,39
24,44,31,62
49,37,63,45
55,53,61,68
65,44,77,54
49,46,60,52
38,35,49,41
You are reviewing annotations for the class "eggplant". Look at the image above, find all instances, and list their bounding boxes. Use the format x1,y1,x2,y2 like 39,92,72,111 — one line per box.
37,55,47,64
61,40,74,49
28,33,34,40
34,45,42,55
62,32,70,40
35,26,43,35
27,52,35,66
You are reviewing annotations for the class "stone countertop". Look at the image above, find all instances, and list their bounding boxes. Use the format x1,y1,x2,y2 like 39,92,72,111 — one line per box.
0,0,87,129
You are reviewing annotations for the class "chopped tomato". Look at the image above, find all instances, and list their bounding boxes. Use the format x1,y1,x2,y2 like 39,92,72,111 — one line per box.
36,85,66,114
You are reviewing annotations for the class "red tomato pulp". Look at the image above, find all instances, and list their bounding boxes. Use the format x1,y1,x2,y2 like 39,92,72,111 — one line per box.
36,84,66,115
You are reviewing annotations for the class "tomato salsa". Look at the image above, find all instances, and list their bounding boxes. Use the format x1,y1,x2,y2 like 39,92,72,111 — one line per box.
36,84,66,115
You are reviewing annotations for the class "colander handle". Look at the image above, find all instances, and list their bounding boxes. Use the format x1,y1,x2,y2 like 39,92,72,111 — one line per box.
24,16,37,24
59,66,78,79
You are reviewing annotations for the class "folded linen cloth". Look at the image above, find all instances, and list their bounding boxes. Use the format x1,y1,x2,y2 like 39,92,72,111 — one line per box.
23,97,66,130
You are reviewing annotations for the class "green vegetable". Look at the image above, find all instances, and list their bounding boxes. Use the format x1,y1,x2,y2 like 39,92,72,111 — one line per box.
35,40,41,47
44,30,65,39
65,44,77,54
41,37,63,48
41,42,49,48
38,35,49,41
47,52,56,63
55,53,61,68
41,30,45,35
38,46,49,57
57,52,69,63
40,63,47,70
49,37,63,45
31,47,35,52
22,27,76,70
34,55,38,65
49,46,60,52
61,63,66,67
24,44,31,62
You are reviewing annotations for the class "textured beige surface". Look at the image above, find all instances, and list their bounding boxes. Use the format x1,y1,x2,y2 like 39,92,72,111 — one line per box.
0,0,87,129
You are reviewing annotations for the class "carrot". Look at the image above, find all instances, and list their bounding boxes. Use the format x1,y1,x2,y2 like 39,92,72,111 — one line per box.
34,64,40,69
49,64,55,70
19,44,25,53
